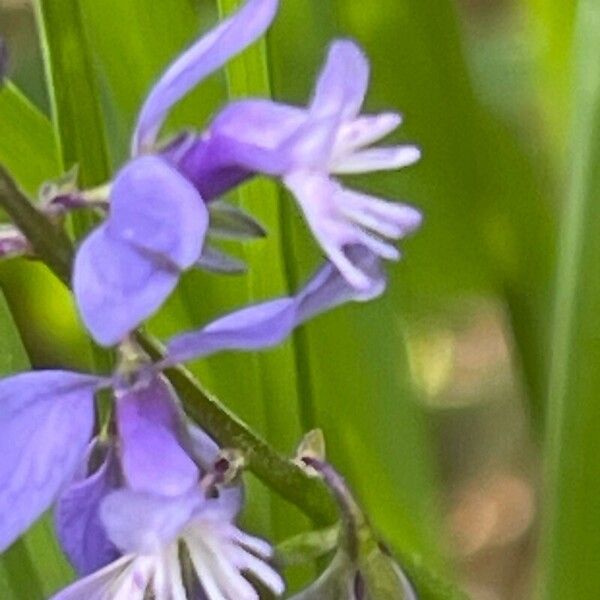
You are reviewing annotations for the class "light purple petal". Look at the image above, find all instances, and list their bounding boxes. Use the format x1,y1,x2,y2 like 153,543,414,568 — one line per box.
279,115,340,170
107,156,207,270
210,99,306,151
117,374,199,497
284,171,411,289
310,40,369,120
132,0,279,154
186,424,220,468
73,224,179,346
0,371,99,551
294,245,386,322
100,490,201,554
163,250,385,365
55,441,120,575
164,298,296,364
334,112,402,154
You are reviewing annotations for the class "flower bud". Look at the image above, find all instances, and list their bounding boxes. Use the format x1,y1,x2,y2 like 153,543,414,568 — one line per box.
292,432,418,599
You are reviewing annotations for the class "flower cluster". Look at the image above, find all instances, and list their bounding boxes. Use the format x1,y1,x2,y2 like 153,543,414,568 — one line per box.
0,0,421,598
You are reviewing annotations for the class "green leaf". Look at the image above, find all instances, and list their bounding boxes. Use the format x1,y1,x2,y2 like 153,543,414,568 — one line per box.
276,525,340,566
0,82,60,195
0,291,74,598
539,1,600,598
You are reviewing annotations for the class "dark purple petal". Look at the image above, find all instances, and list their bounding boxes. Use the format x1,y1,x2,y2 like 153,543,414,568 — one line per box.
0,371,100,551
55,441,120,575
100,490,201,554
73,223,179,346
162,134,254,200
116,374,199,497
162,101,314,197
163,249,385,365
107,156,207,270
132,0,279,154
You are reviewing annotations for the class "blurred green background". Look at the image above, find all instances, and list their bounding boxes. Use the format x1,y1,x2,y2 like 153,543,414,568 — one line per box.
0,0,596,598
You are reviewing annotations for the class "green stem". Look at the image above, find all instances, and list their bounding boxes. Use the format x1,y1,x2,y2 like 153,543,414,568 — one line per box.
0,167,337,525
0,166,72,284
146,338,337,524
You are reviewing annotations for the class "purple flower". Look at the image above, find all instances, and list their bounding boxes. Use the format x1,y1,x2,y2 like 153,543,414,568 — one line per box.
0,253,381,553
73,0,279,346
49,372,279,599
53,489,284,600
162,40,422,291
73,0,421,344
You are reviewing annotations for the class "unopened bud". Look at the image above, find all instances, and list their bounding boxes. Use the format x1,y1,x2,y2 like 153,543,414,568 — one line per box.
289,431,417,599
0,225,30,259
295,428,326,474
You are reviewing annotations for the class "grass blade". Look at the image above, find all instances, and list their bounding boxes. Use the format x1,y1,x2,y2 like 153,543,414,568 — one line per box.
34,0,110,188
0,82,59,195
540,1,600,597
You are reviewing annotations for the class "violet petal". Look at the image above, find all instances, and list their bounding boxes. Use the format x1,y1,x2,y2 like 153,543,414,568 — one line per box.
55,441,121,575
163,250,384,365
0,371,99,550
132,0,279,154
117,374,199,497
107,156,207,270
100,490,201,555
73,223,179,347
310,40,369,120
